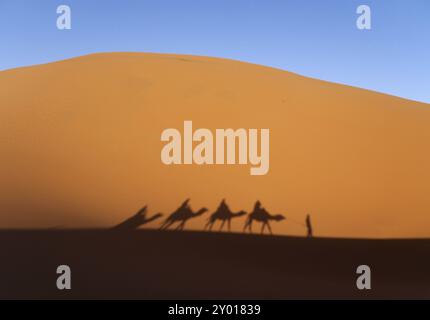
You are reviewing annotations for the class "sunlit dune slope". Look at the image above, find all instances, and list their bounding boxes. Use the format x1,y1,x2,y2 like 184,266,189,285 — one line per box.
0,52,429,238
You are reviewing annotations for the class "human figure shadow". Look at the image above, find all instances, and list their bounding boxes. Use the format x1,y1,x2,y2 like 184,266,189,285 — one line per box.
160,199,208,231
306,214,313,238
243,201,285,235
112,206,163,230
205,199,247,232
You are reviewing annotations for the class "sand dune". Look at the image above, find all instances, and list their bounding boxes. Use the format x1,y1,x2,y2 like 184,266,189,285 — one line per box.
0,52,429,238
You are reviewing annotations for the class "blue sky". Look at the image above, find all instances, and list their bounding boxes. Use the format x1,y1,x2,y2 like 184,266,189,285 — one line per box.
0,0,429,103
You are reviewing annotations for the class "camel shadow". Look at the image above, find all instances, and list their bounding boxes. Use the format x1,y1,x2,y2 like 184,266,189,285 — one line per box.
160,199,208,231
112,199,289,236
205,199,247,232
243,200,285,235
112,206,163,230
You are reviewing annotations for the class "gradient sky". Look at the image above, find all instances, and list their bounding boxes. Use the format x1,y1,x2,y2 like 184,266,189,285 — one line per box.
0,0,429,103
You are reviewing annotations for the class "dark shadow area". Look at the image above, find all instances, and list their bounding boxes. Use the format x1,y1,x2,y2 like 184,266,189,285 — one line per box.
0,229,429,299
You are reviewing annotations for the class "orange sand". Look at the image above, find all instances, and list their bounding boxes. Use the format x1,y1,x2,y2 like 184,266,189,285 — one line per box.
0,53,429,238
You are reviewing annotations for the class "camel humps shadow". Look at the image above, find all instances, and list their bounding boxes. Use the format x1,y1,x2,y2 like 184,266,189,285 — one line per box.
160,199,208,231
205,199,247,232
243,201,285,235
112,206,163,230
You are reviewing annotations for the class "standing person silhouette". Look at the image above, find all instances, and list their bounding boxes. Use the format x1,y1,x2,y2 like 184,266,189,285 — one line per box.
306,214,313,238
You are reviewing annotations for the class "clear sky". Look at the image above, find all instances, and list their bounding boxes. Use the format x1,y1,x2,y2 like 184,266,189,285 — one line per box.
0,0,429,103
